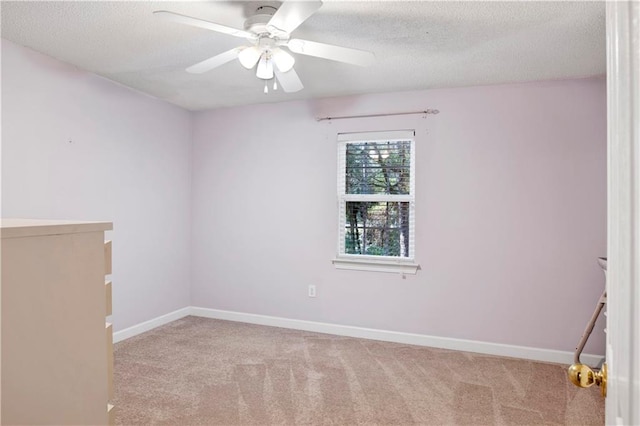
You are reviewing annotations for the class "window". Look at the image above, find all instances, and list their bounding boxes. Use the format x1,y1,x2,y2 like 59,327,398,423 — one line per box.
333,130,419,274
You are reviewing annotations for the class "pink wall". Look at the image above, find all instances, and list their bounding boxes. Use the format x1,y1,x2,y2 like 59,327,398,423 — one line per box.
191,77,607,354
2,38,607,355
1,39,193,331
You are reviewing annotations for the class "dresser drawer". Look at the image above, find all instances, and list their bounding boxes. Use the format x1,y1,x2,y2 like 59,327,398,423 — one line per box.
105,281,112,316
106,322,114,400
107,403,115,425
104,240,112,275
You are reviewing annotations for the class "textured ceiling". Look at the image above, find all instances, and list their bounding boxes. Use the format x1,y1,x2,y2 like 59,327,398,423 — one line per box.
1,1,606,111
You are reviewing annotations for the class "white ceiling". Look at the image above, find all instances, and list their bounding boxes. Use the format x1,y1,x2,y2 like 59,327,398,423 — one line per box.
1,1,606,111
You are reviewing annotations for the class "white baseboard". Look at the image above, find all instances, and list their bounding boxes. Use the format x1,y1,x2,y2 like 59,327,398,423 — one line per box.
113,305,604,366
190,306,605,366
113,307,191,343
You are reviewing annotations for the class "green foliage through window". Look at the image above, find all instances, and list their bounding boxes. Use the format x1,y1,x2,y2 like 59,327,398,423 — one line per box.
343,140,412,258
345,201,410,257
346,141,411,195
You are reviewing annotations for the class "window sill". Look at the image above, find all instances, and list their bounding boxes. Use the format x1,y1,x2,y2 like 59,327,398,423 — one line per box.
332,257,420,274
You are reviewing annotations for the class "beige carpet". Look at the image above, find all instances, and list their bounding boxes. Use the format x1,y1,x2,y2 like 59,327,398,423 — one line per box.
113,316,604,425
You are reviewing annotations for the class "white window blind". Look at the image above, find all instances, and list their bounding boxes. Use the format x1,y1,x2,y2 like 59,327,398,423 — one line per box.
335,130,417,272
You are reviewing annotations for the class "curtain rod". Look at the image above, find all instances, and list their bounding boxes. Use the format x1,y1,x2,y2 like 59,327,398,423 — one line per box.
316,109,439,122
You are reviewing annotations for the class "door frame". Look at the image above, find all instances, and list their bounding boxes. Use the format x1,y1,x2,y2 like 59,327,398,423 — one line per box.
605,1,639,424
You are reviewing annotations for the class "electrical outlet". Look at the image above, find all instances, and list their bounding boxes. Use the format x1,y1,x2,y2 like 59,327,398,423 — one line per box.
308,285,316,298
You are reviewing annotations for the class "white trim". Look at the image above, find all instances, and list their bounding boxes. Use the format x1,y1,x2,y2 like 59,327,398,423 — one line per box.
189,307,604,366
338,130,415,142
111,306,604,366
112,307,190,343
332,257,419,274
343,194,413,202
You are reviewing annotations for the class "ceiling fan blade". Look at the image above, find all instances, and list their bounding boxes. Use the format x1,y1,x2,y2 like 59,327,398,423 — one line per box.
267,1,323,35
274,67,304,93
186,48,242,74
287,39,375,67
154,11,254,39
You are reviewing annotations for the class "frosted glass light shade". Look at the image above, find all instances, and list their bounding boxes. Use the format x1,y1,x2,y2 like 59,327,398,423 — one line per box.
256,54,274,80
272,48,295,73
238,46,261,69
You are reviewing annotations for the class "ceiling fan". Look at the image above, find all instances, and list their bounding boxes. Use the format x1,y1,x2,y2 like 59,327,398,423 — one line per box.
154,1,375,93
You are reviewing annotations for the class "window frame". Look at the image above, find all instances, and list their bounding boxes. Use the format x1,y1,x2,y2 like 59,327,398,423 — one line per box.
333,130,420,274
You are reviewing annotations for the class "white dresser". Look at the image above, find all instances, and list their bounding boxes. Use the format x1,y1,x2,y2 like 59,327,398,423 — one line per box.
1,219,114,425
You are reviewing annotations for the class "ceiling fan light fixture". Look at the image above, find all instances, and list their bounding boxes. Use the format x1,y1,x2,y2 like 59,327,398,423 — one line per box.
272,48,295,73
256,54,274,80
238,46,262,69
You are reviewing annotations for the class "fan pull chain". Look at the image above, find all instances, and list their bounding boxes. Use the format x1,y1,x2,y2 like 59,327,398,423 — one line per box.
264,81,268,94
273,79,278,91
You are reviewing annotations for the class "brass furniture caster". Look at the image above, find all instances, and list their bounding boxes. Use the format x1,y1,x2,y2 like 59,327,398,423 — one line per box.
568,363,607,397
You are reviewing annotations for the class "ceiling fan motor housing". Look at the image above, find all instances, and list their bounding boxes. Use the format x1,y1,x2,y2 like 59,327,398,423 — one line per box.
244,6,277,35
